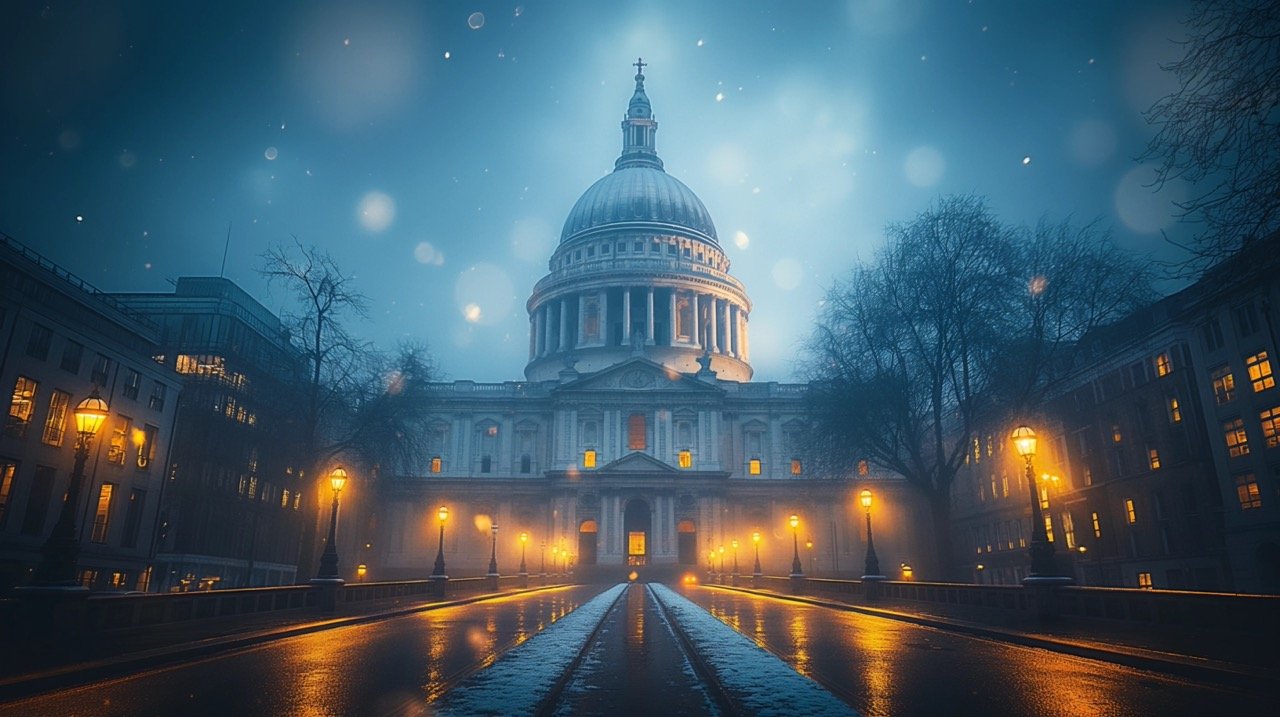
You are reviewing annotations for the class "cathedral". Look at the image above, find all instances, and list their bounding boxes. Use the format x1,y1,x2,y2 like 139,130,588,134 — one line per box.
376,63,930,581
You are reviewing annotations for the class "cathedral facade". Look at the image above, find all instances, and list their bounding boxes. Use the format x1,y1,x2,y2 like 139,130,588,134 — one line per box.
376,65,931,581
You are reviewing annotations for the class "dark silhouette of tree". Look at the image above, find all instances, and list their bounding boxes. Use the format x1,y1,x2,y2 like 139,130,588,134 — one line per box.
805,196,1151,579
1142,0,1280,271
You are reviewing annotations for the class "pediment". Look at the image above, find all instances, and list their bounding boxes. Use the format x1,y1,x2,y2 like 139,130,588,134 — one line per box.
599,451,678,473
556,358,722,394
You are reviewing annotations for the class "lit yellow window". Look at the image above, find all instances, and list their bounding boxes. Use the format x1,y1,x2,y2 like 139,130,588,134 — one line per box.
1168,397,1182,423
430,456,442,473
678,450,692,469
1111,425,1123,443
1155,352,1172,377
1260,406,1280,448
1246,351,1275,392
1043,515,1054,542
583,450,597,468
1223,418,1250,458
748,458,761,475
1091,511,1101,538
1124,499,1137,524
1211,365,1235,404
91,483,114,543
1236,474,1262,510
857,459,869,476
1137,572,1153,589
791,459,802,475
1147,447,1161,470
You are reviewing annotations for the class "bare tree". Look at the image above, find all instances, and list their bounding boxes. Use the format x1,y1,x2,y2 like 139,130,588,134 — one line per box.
805,197,1151,579
1142,0,1280,271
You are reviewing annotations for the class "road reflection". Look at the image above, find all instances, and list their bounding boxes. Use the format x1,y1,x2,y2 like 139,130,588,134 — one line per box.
684,586,1271,717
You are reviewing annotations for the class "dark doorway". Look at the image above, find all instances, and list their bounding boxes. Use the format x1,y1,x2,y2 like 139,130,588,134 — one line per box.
579,520,598,565
624,499,651,566
677,520,697,565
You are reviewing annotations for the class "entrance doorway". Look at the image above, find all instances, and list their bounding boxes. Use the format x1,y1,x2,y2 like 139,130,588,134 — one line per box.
578,520,598,565
624,499,651,566
677,520,697,565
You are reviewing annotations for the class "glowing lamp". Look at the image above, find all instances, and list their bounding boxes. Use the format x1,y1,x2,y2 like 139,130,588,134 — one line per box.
1011,425,1037,458
752,531,761,544
74,389,110,436
328,466,348,493
859,489,873,510
789,514,799,529
437,505,449,523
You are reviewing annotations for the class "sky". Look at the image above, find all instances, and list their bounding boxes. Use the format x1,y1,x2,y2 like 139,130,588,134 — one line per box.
0,0,1197,383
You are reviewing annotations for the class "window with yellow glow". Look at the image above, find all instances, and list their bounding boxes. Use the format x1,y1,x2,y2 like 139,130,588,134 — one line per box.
108,418,130,464
1167,396,1182,423
1155,352,1172,377
1245,351,1275,392
748,458,761,475
136,425,158,469
1062,512,1076,549
41,390,70,447
1211,365,1236,404
1091,511,1101,538
0,460,16,527
1043,515,1054,542
1147,447,1161,470
1260,406,1280,448
678,450,692,469
1223,417,1250,458
1235,474,1262,510
628,413,647,450
6,376,37,438
583,450,596,468
790,459,802,475
91,483,114,543
628,531,646,556
1137,572,1153,589
1111,424,1123,443
430,456,442,473
1124,499,1137,524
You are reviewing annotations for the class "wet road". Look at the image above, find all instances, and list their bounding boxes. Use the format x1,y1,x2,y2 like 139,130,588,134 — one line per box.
4,585,606,717
682,585,1275,717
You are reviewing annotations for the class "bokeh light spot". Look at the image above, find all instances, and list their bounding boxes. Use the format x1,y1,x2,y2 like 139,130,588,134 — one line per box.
1114,166,1186,234
904,146,945,187
264,146,278,161
468,12,485,29
357,191,395,232
414,241,445,266
733,231,750,250
772,258,803,290
454,263,515,326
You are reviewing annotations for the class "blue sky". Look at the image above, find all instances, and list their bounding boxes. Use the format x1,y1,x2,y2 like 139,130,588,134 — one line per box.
0,1,1195,382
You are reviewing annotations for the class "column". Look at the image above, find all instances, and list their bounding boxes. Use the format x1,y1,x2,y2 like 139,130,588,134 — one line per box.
534,308,545,358
729,305,739,358
742,313,750,362
691,293,701,348
599,290,608,346
668,290,678,346
560,297,571,350
621,288,632,345
529,316,537,360
578,294,587,346
708,296,719,353
646,288,655,344
720,301,730,356
543,305,555,357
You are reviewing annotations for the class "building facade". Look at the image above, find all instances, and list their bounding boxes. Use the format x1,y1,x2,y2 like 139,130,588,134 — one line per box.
374,66,932,582
0,234,181,592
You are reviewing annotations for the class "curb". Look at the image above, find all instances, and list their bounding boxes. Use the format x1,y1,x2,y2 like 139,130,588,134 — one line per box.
0,584,572,703
706,584,1277,691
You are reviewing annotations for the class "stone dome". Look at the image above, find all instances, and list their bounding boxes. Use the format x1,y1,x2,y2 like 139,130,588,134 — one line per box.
560,166,718,245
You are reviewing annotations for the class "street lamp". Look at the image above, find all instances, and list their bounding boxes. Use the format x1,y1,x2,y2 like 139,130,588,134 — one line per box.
718,545,725,573
315,466,348,580
431,505,449,577
707,550,716,574
551,546,559,575
859,489,885,580
752,531,762,577
731,539,739,576
1011,425,1070,583
519,531,529,575
789,514,802,577
30,389,110,588
487,522,500,577
806,539,815,575
356,563,367,582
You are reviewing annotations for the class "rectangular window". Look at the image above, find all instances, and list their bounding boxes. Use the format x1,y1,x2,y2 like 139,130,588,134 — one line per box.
281,488,291,508
6,376,38,439
1235,474,1263,510
0,459,16,528
1044,515,1054,542
790,459,802,475
520,454,532,473
1223,418,1250,458
148,382,167,411
1245,351,1275,392
25,324,52,360
480,455,491,473
108,417,130,464
41,390,71,446
430,456,442,473
21,466,55,536
582,449,597,468
121,489,145,548
90,483,114,543
1202,319,1225,351
122,369,141,400
1155,352,1172,377
1168,397,1182,423
582,296,600,341
1147,447,1161,470
678,450,692,469
1001,474,1010,497
1091,511,1101,538
60,340,84,374
857,460,869,476
1062,512,1076,549
748,458,761,475
1234,303,1260,336
1261,406,1280,448
675,293,694,341
90,354,111,385
1125,499,1137,524
136,424,158,469
628,413,647,450
1211,365,1236,404
1137,572,1153,590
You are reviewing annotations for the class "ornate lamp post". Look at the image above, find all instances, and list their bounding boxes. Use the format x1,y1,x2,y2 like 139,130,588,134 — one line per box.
860,489,885,580
707,550,715,574
1011,425,1071,584
314,466,349,580
519,531,529,576
539,540,546,577
751,531,762,577
806,539,815,575
789,514,803,577
29,390,110,588
431,505,449,577
487,522,500,577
